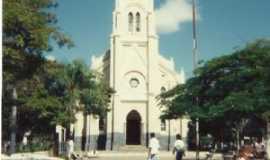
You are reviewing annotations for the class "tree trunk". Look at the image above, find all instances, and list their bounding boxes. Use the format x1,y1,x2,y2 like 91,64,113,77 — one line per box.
10,105,17,154
266,121,270,159
10,88,17,155
236,129,240,151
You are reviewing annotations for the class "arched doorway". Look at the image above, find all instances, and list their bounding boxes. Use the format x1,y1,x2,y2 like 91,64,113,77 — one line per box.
126,110,141,145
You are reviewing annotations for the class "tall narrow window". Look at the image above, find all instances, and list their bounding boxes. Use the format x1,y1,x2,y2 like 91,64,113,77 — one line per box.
128,12,133,32
136,12,141,32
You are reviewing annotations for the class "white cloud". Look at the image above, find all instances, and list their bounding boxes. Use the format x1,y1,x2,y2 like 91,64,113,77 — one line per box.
46,55,56,61
155,0,198,34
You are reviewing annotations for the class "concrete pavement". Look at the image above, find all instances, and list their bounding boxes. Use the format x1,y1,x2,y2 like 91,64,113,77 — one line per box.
1,151,223,160
1,151,61,160
90,151,223,160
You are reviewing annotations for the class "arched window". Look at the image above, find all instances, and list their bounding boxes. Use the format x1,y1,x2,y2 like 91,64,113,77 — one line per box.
136,12,141,32
128,12,134,32
161,87,166,93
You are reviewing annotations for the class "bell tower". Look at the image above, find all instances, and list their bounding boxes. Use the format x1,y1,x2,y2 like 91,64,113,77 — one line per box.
107,0,161,150
112,0,156,37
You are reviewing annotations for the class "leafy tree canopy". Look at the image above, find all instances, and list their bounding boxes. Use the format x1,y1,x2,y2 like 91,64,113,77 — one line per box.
3,0,73,83
160,39,270,122
3,59,113,141
3,0,73,141
2,0,113,143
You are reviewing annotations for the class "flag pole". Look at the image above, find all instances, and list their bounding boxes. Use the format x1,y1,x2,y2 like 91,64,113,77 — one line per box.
192,0,200,159
192,0,198,69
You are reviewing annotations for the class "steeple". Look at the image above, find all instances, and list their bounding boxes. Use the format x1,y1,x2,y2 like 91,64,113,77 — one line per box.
115,0,154,12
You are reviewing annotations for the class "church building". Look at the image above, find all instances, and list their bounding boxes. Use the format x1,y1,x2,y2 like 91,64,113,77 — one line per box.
70,0,189,151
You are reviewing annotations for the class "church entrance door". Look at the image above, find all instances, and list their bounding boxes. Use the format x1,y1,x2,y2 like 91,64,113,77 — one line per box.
126,110,141,145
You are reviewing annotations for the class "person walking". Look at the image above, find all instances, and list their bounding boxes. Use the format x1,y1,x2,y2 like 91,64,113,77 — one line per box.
173,134,185,160
148,133,160,160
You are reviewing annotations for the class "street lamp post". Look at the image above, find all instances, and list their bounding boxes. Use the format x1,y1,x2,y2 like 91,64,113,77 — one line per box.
192,0,200,159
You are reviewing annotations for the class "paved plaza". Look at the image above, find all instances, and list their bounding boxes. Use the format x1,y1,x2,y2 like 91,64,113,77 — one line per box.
1,151,223,160
93,151,223,160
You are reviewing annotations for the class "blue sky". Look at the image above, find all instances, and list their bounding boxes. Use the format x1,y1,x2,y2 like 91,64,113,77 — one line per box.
48,0,270,77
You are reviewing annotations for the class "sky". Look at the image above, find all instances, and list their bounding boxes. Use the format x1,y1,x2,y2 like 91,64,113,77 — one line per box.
48,0,270,77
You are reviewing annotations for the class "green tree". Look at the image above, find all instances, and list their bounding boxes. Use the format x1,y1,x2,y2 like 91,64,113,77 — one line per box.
4,59,113,152
3,0,73,83
160,39,270,149
2,0,113,153
17,61,76,135
52,60,113,119
3,0,73,152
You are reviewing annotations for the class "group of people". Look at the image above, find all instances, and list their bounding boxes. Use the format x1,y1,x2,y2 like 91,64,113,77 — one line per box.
66,133,186,160
148,133,186,160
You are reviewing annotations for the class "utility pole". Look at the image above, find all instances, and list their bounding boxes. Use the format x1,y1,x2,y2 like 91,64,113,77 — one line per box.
10,88,17,155
192,0,200,159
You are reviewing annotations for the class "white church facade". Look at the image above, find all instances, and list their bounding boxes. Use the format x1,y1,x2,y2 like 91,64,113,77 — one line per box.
69,0,190,151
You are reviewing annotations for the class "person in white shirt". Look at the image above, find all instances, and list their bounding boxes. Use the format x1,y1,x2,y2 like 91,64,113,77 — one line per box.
148,133,160,160
173,134,185,160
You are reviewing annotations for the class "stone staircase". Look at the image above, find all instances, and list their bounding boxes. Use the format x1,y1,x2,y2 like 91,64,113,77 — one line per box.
119,145,148,152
